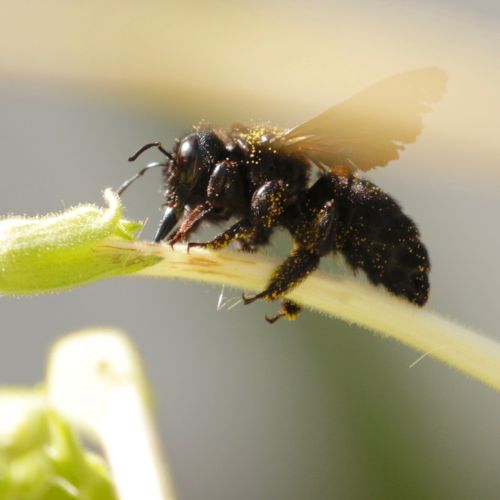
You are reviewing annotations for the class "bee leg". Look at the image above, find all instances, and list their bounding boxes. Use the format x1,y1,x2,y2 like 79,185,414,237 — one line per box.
187,219,254,251
206,160,246,212
315,200,338,253
168,202,213,245
265,300,302,323
243,199,338,308
242,246,320,305
188,180,289,251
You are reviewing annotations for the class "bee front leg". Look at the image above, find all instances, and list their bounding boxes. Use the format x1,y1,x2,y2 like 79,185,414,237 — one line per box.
168,202,213,245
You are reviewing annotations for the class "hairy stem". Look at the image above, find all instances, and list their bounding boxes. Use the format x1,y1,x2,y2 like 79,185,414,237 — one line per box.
105,240,500,391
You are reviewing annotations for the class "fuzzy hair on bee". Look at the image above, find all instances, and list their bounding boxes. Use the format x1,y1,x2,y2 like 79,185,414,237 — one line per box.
119,67,446,322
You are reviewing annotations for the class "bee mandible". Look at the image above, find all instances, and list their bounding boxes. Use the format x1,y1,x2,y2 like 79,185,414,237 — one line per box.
119,67,447,322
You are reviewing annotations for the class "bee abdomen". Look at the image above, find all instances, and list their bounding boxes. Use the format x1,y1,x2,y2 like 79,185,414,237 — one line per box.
339,182,430,305
343,234,430,305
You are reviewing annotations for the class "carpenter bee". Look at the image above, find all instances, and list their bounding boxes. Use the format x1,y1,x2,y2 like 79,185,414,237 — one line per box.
119,67,447,322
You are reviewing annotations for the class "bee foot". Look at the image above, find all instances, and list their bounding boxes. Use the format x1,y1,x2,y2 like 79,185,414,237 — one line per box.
241,292,266,305
167,232,183,248
241,293,256,305
266,300,302,323
265,312,284,324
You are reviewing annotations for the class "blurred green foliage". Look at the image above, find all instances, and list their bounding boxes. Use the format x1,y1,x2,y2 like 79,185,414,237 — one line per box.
0,392,117,500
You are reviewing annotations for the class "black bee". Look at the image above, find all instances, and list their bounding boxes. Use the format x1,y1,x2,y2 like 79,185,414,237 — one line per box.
119,67,446,322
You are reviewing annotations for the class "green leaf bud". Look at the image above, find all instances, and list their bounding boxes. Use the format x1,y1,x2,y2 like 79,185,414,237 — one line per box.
0,190,161,295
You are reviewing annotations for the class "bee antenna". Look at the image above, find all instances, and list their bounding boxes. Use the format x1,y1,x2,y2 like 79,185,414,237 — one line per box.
117,162,165,196
128,142,173,162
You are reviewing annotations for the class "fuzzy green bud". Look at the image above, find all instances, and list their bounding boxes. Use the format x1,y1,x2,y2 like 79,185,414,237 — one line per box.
0,190,161,295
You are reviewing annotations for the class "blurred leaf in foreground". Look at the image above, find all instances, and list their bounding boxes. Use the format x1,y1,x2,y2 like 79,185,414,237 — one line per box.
0,389,117,500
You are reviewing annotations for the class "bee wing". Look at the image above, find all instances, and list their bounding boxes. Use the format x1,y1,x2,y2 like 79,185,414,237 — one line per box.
276,67,447,173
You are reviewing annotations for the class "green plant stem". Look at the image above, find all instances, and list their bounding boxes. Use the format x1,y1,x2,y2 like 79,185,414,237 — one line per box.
47,329,176,500
108,240,500,391
99,383,173,500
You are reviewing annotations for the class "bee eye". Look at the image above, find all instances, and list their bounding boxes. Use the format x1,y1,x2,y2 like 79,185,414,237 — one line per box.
177,136,200,180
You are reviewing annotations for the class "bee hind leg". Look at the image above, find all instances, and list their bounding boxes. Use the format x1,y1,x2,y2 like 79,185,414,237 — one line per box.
242,246,319,320
265,300,302,324
243,198,337,321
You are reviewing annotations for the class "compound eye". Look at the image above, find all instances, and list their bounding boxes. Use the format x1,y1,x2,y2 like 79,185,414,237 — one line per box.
177,135,200,181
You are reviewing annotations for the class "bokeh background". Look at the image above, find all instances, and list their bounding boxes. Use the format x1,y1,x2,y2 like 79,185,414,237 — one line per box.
1,1,499,499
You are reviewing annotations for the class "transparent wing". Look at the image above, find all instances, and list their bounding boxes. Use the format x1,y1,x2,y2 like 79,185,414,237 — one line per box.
276,67,447,173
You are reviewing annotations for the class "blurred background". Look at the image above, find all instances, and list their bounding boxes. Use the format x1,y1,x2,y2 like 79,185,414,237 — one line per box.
0,0,499,499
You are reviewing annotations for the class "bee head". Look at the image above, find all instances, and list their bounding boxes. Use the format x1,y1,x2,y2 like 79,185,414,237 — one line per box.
156,130,224,241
